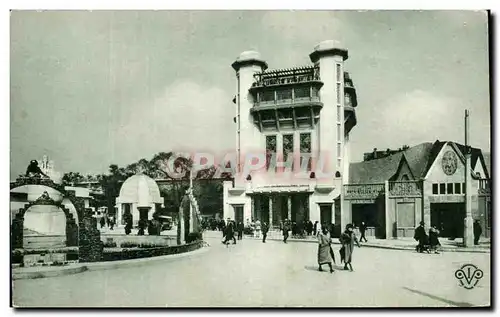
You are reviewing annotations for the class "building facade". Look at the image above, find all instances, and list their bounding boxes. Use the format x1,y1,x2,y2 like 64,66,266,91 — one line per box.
223,40,359,230
345,140,491,239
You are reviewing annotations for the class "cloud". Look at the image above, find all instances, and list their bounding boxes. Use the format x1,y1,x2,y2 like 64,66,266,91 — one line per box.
113,81,234,163
350,89,469,158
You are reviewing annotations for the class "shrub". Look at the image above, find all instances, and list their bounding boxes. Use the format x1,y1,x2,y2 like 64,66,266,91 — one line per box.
120,242,140,248
103,241,117,248
186,232,202,243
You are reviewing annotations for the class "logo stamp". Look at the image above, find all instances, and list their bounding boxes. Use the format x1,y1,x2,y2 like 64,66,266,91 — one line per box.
455,264,484,290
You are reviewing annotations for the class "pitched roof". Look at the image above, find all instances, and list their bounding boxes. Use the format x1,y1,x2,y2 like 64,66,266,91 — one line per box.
483,153,491,177
349,140,489,183
349,152,403,184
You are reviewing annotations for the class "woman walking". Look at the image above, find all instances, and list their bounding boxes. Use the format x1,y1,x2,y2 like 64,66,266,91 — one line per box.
317,227,334,273
340,224,360,272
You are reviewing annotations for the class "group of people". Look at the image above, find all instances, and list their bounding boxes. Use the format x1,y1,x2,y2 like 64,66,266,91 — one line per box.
99,215,115,230
317,223,361,273
414,219,484,254
221,218,271,245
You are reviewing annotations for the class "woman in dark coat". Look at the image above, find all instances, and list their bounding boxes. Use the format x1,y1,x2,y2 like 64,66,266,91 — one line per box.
317,227,334,273
429,225,441,254
340,224,360,271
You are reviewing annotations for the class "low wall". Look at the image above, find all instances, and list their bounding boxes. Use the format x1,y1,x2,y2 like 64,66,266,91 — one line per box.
101,240,204,262
100,234,178,247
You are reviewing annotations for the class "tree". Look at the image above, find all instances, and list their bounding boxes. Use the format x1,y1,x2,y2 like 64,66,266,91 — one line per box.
61,172,85,186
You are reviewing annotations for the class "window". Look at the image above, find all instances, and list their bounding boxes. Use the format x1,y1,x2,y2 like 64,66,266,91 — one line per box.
397,203,415,228
300,133,311,171
345,93,352,107
337,143,342,158
447,183,454,194
455,183,461,194
439,183,446,195
266,135,277,170
337,105,342,122
294,86,310,99
337,124,341,141
432,184,439,194
462,182,466,194
260,90,274,102
487,201,492,228
312,87,320,98
336,64,342,81
276,88,292,101
401,175,410,181
282,134,294,169
336,83,341,103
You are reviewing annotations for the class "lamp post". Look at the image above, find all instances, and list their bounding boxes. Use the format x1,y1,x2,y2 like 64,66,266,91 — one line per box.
463,109,474,247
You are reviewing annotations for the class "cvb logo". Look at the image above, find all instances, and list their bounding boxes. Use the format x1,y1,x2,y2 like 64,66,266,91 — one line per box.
455,264,484,290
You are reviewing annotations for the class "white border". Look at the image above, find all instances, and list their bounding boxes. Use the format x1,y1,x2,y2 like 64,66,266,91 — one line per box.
3,2,498,316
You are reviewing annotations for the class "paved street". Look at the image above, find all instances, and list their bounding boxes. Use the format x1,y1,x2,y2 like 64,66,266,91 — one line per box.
12,234,490,307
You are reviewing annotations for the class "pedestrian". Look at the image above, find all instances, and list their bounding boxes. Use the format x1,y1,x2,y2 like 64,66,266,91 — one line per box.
261,222,269,243
359,221,368,242
414,221,428,253
313,221,318,236
100,216,105,229
317,222,322,237
255,219,261,239
222,221,236,245
317,227,334,273
474,220,482,245
109,217,114,230
306,220,313,236
291,222,297,237
339,224,360,271
283,219,290,243
237,222,244,240
429,225,441,254
124,214,132,235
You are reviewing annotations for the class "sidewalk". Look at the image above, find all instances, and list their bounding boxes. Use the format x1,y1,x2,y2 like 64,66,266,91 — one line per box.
205,230,490,253
12,245,209,280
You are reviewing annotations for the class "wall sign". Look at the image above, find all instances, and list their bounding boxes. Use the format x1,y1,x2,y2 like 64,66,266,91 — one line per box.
441,150,458,176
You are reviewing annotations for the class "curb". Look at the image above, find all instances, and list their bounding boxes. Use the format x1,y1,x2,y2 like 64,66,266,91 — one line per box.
244,236,490,253
12,265,88,280
12,245,210,280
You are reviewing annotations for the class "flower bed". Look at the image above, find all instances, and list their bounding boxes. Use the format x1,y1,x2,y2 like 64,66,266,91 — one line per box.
101,240,204,262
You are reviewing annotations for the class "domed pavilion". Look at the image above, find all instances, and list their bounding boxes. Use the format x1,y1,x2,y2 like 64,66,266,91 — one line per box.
115,174,163,227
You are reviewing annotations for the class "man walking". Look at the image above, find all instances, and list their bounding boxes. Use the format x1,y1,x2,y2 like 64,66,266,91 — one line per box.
237,221,244,240
261,222,269,243
359,221,368,242
473,220,482,245
283,219,290,243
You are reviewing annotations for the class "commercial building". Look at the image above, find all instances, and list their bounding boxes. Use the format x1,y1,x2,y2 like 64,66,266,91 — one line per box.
223,40,359,230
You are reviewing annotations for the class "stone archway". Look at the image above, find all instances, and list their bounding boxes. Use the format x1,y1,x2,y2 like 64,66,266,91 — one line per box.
11,191,79,249
10,177,103,262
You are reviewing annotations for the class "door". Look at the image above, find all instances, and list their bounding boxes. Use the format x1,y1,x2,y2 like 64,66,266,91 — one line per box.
431,203,465,238
233,205,244,224
319,204,333,226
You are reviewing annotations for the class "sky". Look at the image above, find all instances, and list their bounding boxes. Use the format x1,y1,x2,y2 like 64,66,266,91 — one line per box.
10,10,491,179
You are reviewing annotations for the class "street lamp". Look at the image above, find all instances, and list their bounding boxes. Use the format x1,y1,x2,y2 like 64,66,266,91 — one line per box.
463,109,474,247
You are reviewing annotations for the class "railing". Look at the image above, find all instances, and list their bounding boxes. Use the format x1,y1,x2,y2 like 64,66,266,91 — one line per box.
255,95,321,108
252,67,320,88
388,181,423,197
479,179,491,195
343,183,385,199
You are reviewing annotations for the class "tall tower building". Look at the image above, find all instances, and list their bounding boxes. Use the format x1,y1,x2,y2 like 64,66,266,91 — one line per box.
223,40,358,232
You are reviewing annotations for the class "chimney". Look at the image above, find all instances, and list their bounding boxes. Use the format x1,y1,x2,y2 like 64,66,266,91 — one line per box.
373,148,378,159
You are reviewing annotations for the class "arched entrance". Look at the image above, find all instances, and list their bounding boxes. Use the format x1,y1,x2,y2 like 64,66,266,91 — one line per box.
11,191,79,249
10,177,103,262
